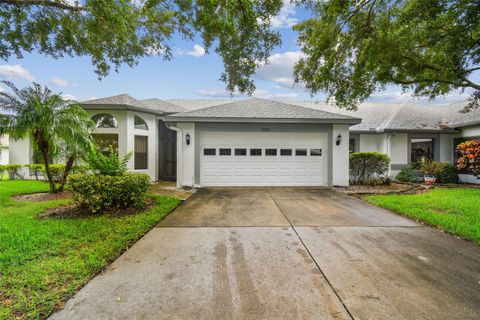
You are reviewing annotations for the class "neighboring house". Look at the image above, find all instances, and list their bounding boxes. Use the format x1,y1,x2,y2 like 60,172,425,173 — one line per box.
7,94,480,186
0,134,9,165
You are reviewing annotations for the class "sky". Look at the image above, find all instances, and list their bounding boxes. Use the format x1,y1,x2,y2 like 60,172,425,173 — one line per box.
0,1,476,105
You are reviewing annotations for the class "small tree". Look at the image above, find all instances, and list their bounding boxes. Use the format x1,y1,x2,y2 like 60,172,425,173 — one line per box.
87,146,132,176
456,140,480,178
0,81,94,193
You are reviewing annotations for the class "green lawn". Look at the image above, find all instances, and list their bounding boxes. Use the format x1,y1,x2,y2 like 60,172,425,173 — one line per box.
365,188,480,244
0,180,180,319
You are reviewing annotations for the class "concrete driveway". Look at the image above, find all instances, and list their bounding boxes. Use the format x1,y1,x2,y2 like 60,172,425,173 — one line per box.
50,188,480,320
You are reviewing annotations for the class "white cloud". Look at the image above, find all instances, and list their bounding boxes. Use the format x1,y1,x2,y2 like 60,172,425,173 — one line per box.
50,77,77,88
195,88,268,98
255,51,304,87
0,64,35,82
270,0,299,28
180,44,206,58
61,93,78,101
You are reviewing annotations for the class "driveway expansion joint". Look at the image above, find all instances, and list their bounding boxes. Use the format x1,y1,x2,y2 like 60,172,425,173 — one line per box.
266,189,356,320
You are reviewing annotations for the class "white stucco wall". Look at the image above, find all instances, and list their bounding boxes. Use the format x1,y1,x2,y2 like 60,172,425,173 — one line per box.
174,122,196,188
359,133,387,153
458,124,480,138
332,124,350,186
86,109,160,181
9,136,32,165
0,135,8,165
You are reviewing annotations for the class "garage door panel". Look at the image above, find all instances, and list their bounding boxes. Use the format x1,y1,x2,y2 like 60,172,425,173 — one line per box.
200,131,327,187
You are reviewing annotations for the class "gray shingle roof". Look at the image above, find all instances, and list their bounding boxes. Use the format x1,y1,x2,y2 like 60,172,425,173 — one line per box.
82,94,147,108
140,98,188,114
166,98,361,124
286,101,480,132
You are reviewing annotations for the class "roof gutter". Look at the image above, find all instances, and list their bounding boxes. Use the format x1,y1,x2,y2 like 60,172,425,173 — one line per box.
80,104,165,116
164,117,361,125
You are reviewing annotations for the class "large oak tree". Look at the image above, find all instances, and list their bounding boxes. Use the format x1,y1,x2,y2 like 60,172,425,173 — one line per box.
295,0,480,110
0,0,283,94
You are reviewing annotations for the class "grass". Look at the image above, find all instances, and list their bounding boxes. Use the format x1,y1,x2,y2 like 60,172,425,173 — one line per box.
0,180,180,319
365,188,480,244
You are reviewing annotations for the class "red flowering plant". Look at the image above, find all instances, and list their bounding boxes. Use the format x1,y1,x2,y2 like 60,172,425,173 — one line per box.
456,140,480,178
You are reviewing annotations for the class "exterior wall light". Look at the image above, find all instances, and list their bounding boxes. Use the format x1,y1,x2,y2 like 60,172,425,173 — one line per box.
185,133,191,146
336,134,342,146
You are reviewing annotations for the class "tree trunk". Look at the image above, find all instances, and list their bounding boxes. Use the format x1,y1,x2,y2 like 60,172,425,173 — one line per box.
58,155,75,192
40,147,56,193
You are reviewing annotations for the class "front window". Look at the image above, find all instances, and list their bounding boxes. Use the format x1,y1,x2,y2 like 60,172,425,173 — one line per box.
134,116,148,130
91,113,118,128
411,138,434,164
134,135,148,169
349,138,356,153
92,133,119,156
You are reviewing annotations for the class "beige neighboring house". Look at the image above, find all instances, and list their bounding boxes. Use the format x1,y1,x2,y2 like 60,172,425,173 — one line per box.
0,134,9,165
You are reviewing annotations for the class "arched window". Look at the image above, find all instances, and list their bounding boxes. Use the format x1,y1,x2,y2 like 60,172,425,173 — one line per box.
134,116,148,130
91,113,118,128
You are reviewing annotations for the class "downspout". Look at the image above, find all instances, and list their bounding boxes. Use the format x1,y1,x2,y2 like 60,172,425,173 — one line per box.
165,122,183,189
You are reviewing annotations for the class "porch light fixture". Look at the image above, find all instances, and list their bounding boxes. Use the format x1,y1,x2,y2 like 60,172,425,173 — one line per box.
185,133,191,145
336,134,342,146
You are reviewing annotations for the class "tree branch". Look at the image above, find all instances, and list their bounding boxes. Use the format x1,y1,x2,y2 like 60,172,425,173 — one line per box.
0,0,85,11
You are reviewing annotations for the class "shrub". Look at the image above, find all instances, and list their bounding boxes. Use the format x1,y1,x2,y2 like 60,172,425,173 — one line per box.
396,165,420,182
87,146,132,176
41,164,66,181
71,164,89,174
4,164,23,180
25,164,43,180
419,159,444,177
0,164,5,179
349,152,390,185
68,173,151,213
437,162,459,184
456,140,480,178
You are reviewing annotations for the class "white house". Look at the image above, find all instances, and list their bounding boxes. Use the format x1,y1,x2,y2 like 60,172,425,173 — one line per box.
0,134,8,165
7,95,480,186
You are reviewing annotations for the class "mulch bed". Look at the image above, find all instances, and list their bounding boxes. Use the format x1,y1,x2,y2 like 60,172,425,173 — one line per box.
39,197,156,219
12,192,72,202
335,182,427,195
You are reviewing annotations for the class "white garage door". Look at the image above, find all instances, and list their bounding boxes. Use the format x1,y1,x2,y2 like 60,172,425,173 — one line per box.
200,131,328,186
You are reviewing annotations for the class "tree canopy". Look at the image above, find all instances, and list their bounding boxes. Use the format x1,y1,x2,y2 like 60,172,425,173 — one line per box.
0,0,283,94
295,0,480,110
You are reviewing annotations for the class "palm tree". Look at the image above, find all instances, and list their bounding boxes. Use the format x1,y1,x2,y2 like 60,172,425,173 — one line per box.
0,81,94,193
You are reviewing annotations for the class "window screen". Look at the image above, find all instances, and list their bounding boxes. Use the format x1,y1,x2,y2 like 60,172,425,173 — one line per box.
92,133,119,156
295,149,307,156
265,149,277,156
411,138,434,164
235,148,247,156
204,148,216,156
134,135,148,169
250,148,262,156
310,149,322,156
280,149,292,156
219,148,231,156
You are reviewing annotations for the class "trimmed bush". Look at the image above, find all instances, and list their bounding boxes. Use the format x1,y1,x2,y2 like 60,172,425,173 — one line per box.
25,164,44,180
396,164,420,182
41,164,66,181
437,162,459,184
4,164,23,180
68,173,151,213
71,164,89,174
350,152,390,185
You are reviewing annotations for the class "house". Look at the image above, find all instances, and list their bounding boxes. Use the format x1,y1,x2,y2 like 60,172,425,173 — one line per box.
0,134,8,165
7,95,480,186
